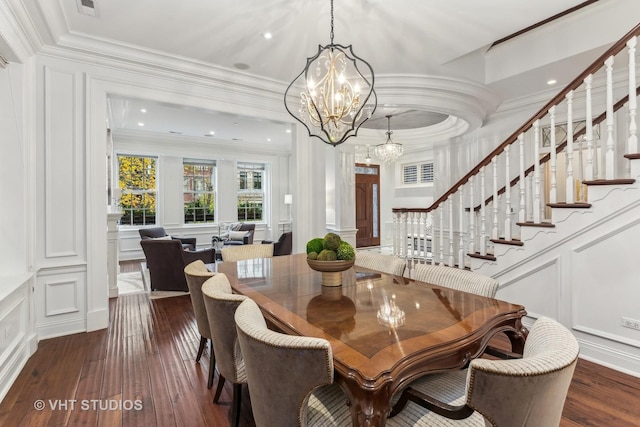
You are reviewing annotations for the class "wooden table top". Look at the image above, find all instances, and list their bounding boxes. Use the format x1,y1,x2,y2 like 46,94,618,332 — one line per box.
215,253,527,426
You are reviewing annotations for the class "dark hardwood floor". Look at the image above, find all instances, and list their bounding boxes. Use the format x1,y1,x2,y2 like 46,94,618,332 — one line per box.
0,260,639,426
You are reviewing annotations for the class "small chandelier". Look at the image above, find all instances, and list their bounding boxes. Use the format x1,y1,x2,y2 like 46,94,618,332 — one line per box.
284,0,377,146
375,115,404,163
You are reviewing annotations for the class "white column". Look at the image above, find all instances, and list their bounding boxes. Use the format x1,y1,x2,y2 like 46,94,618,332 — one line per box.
325,145,357,246
107,209,122,298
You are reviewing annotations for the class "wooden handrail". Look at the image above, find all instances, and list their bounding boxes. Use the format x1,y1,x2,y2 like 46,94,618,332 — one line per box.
426,22,640,213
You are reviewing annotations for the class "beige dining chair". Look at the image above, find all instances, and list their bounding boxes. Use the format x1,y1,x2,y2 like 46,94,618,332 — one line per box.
234,298,352,427
220,244,274,262
412,263,499,298
201,273,249,427
354,251,407,277
386,316,579,427
183,260,217,389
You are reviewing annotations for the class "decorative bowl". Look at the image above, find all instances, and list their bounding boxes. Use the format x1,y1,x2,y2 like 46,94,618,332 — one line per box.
307,259,355,286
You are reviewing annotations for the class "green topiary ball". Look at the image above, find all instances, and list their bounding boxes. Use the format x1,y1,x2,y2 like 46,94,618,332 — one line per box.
323,233,342,251
336,241,355,260
317,249,337,261
307,251,318,260
306,238,324,254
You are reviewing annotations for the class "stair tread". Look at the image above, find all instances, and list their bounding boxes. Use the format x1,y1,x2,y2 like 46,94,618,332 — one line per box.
490,238,524,246
583,178,635,185
516,221,555,228
468,252,497,261
624,153,640,160
547,202,592,208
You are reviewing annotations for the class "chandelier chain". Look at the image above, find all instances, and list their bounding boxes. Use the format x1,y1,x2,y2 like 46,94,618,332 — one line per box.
330,0,334,45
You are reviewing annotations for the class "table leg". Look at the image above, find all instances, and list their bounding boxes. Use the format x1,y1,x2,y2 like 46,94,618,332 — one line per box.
336,377,393,427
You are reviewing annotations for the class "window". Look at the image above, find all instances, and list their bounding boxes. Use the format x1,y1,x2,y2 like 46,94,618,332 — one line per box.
237,162,265,222
184,159,216,224
402,162,434,185
118,155,157,226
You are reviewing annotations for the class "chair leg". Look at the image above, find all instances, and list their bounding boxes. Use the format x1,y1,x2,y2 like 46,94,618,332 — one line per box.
213,375,226,403
195,336,207,363
207,340,216,389
230,383,242,427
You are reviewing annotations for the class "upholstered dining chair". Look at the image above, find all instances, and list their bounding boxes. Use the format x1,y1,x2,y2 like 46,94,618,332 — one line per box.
220,244,274,262
386,316,580,427
355,251,407,277
201,273,249,427
412,263,499,298
183,260,217,389
234,298,352,427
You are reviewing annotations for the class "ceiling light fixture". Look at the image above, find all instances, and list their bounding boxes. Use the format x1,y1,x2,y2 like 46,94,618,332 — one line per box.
284,0,376,146
365,146,372,165
375,115,403,163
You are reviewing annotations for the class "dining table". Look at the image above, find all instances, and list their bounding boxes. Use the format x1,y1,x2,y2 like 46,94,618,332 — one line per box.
214,253,527,427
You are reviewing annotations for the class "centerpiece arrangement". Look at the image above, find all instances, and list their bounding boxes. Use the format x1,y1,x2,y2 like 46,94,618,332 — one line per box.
306,233,355,286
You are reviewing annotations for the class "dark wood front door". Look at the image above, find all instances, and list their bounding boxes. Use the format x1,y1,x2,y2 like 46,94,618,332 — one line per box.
355,163,380,248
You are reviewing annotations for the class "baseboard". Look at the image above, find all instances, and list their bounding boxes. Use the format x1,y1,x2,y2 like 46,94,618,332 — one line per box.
86,308,109,332
0,338,30,403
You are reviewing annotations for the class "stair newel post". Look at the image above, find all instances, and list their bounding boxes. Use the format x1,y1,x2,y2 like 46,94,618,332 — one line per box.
480,166,487,256
533,120,542,223
458,188,465,269
518,133,526,223
406,211,414,260
400,210,407,258
585,74,594,181
492,156,499,240
549,105,558,204
468,175,475,256
438,206,444,265
627,36,638,155
419,211,427,263
504,145,512,241
566,91,575,203
605,55,615,179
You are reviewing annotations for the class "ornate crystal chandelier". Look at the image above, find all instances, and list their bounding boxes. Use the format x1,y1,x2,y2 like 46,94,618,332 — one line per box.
284,0,376,146
375,115,404,163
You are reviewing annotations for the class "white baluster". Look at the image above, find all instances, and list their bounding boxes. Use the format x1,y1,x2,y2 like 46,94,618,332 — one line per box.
534,120,542,223
439,207,444,265
468,176,475,256
566,91,575,203
392,211,398,256
492,157,498,240
458,189,465,269
585,75,594,181
480,166,487,255
605,56,615,179
526,174,534,222
549,105,557,204
448,195,454,267
628,37,638,155
504,145,512,241
518,133,526,223
401,211,408,258
406,211,414,260
577,136,584,202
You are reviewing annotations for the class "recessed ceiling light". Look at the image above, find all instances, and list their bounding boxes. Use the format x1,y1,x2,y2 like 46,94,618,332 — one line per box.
140,108,147,113
267,138,272,142
138,122,144,126
547,79,557,85
285,129,292,134
262,32,273,40
209,131,215,135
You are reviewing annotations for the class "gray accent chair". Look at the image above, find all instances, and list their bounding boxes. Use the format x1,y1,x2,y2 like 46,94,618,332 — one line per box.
201,273,249,427
261,231,293,256
387,316,580,427
412,263,499,298
234,298,352,427
354,251,407,276
220,244,273,262
139,226,196,251
183,260,217,389
140,239,214,291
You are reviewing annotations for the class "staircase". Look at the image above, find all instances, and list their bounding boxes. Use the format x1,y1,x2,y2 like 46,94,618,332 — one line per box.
391,22,640,376
392,22,640,278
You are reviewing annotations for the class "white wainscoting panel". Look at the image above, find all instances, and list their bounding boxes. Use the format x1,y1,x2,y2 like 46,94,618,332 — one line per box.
36,268,86,339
